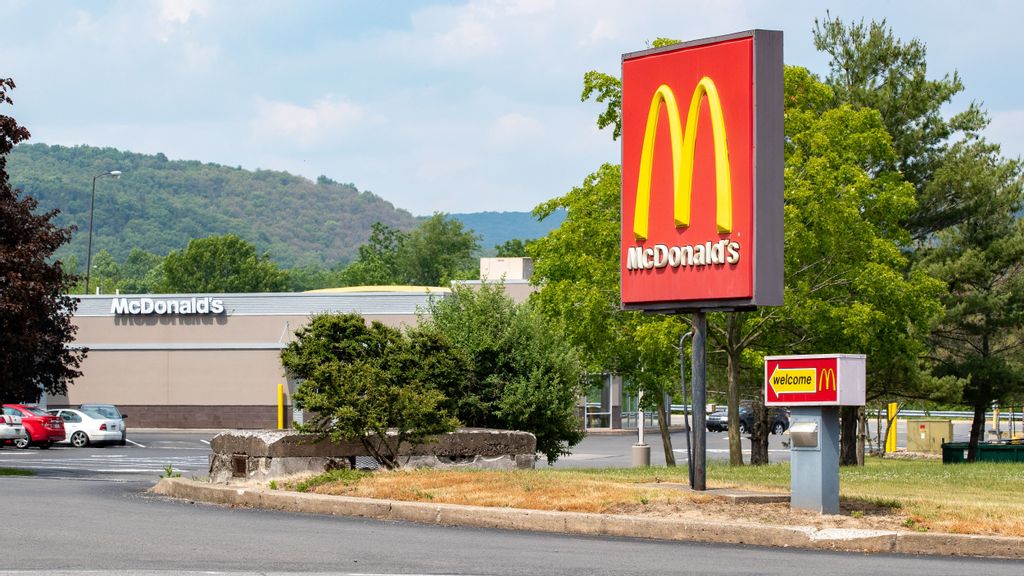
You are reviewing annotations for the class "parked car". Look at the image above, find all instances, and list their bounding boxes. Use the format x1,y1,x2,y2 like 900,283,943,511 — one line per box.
706,408,729,432
739,406,790,435
0,411,28,445
48,408,123,447
79,404,127,445
705,405,790,435
2,404,65,449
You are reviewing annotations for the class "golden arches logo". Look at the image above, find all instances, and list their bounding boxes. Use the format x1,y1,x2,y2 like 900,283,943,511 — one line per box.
633,77,733,241
818,368,837,392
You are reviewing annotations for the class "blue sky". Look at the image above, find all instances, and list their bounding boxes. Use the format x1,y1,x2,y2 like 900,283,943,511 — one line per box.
2,0,1021,216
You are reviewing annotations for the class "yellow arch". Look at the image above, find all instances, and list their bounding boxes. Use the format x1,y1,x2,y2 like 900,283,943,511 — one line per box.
633,77,733,240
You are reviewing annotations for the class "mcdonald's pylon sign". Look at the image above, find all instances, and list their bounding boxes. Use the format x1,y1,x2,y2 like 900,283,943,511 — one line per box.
621,31,784,311
764,354,866,407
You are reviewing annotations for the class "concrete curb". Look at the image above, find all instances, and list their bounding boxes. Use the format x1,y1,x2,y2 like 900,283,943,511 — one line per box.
150,478,1024,559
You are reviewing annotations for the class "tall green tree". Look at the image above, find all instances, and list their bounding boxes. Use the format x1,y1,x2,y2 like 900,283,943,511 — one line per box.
0,77,84,403
917,137,1024,460
813,14,988,240
340,215,480,287
119,248,163,293
530,164,687,465
399,213,480,285
157,234,288,293
423,281,585,463
575,46,945,466
339,221,408,286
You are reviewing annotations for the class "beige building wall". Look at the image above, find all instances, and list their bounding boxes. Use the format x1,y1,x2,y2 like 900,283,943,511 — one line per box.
59,292,428,428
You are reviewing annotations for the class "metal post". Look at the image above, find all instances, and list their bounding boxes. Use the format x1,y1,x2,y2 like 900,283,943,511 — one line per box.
691,311,707,490
85,175,98,294
84,170,121,294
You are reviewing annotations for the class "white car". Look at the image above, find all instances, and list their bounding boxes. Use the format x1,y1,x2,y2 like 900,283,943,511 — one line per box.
1,413,27,444
47,408,122,447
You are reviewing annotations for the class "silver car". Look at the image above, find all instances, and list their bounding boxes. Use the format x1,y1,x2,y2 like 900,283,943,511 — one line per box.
0,412,28,444
78,404,128,445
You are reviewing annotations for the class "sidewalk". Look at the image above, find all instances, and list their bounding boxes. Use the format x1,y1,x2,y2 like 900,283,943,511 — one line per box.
152,478,1024,559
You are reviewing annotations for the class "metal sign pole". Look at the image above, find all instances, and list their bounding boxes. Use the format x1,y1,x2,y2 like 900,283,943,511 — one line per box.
691,311,707,490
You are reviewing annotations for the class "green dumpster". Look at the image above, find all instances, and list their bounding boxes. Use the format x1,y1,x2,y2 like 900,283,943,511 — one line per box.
978,442,1024,462
941,442,969,463
942,441,1024,463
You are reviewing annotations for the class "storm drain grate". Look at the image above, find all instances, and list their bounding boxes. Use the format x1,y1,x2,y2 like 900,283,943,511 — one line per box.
354,456,379,470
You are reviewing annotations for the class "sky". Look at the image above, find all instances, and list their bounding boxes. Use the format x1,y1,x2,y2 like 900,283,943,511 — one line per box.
2,0,1022,216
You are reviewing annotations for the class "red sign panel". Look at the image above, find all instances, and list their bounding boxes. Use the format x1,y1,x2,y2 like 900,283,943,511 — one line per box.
620,30,783,311
764,354,866,406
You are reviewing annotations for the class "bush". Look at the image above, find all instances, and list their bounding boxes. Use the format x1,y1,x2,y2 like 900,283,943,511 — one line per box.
424,282,585,463
282,313,463,469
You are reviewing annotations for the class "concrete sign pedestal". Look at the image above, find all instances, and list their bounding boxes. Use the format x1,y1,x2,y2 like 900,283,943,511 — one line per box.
789,406,840,514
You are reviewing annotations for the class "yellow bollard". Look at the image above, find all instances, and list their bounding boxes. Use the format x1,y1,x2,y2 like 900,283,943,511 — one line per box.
277,383,285,430
885,402,898,453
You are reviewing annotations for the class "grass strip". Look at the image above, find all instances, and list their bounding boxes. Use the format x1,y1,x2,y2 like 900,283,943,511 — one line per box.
280,457,1024,537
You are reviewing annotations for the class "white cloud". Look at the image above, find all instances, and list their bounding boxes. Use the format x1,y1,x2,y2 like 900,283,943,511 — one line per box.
491,112,544,145
155,0,208,42
251,96,368,148
160,0,208,24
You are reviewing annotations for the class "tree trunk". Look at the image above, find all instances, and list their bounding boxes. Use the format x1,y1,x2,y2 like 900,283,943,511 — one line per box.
856,406,865,465
726,313,744,466
968,401,986,462
656,391,676,466
749,397,769,465
840,405,859,466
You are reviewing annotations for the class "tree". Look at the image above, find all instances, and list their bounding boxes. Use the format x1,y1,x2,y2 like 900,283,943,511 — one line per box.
340,215,480,287
399,213,480,285
530,164,687,465
339,221,407,286
119,248,163,293
423,281,585,463
282,313,462,469
769,67,947,465
813,14,988,240
0,77,85,403
494,238,531,257
917,137,1024,461
573,52,945,467
157,234,288,293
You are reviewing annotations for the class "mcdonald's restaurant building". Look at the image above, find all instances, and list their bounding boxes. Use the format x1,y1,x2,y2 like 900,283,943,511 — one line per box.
51,259,536,429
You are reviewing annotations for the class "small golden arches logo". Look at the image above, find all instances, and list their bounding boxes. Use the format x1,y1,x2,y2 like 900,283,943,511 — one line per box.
633,77,733,241
818,368,837,392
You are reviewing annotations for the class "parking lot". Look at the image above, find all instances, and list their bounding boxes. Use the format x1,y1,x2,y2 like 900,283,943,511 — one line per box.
0,432,213,481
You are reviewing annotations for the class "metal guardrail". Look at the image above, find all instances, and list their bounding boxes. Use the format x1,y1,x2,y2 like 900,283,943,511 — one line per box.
669,405,1022,421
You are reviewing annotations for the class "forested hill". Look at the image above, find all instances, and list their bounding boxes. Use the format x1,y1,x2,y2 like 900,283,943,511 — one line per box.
451,210,566,252
7,144,419,269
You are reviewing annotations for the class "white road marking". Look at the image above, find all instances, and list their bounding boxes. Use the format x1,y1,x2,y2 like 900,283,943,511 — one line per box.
200,439,210,445
127,439,146,448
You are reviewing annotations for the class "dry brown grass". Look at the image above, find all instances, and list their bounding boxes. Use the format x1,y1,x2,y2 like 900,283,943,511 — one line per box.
282,459,1024,537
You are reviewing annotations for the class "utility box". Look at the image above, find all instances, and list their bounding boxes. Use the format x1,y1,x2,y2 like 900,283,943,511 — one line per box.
906,419,953,453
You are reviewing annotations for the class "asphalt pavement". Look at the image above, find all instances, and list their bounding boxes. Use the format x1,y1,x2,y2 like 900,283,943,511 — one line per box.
3,476,1022,574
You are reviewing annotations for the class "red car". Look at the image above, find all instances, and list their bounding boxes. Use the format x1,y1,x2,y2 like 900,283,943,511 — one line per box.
2,404,65,449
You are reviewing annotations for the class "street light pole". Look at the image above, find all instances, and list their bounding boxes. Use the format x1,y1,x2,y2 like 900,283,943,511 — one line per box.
84,170,122,295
